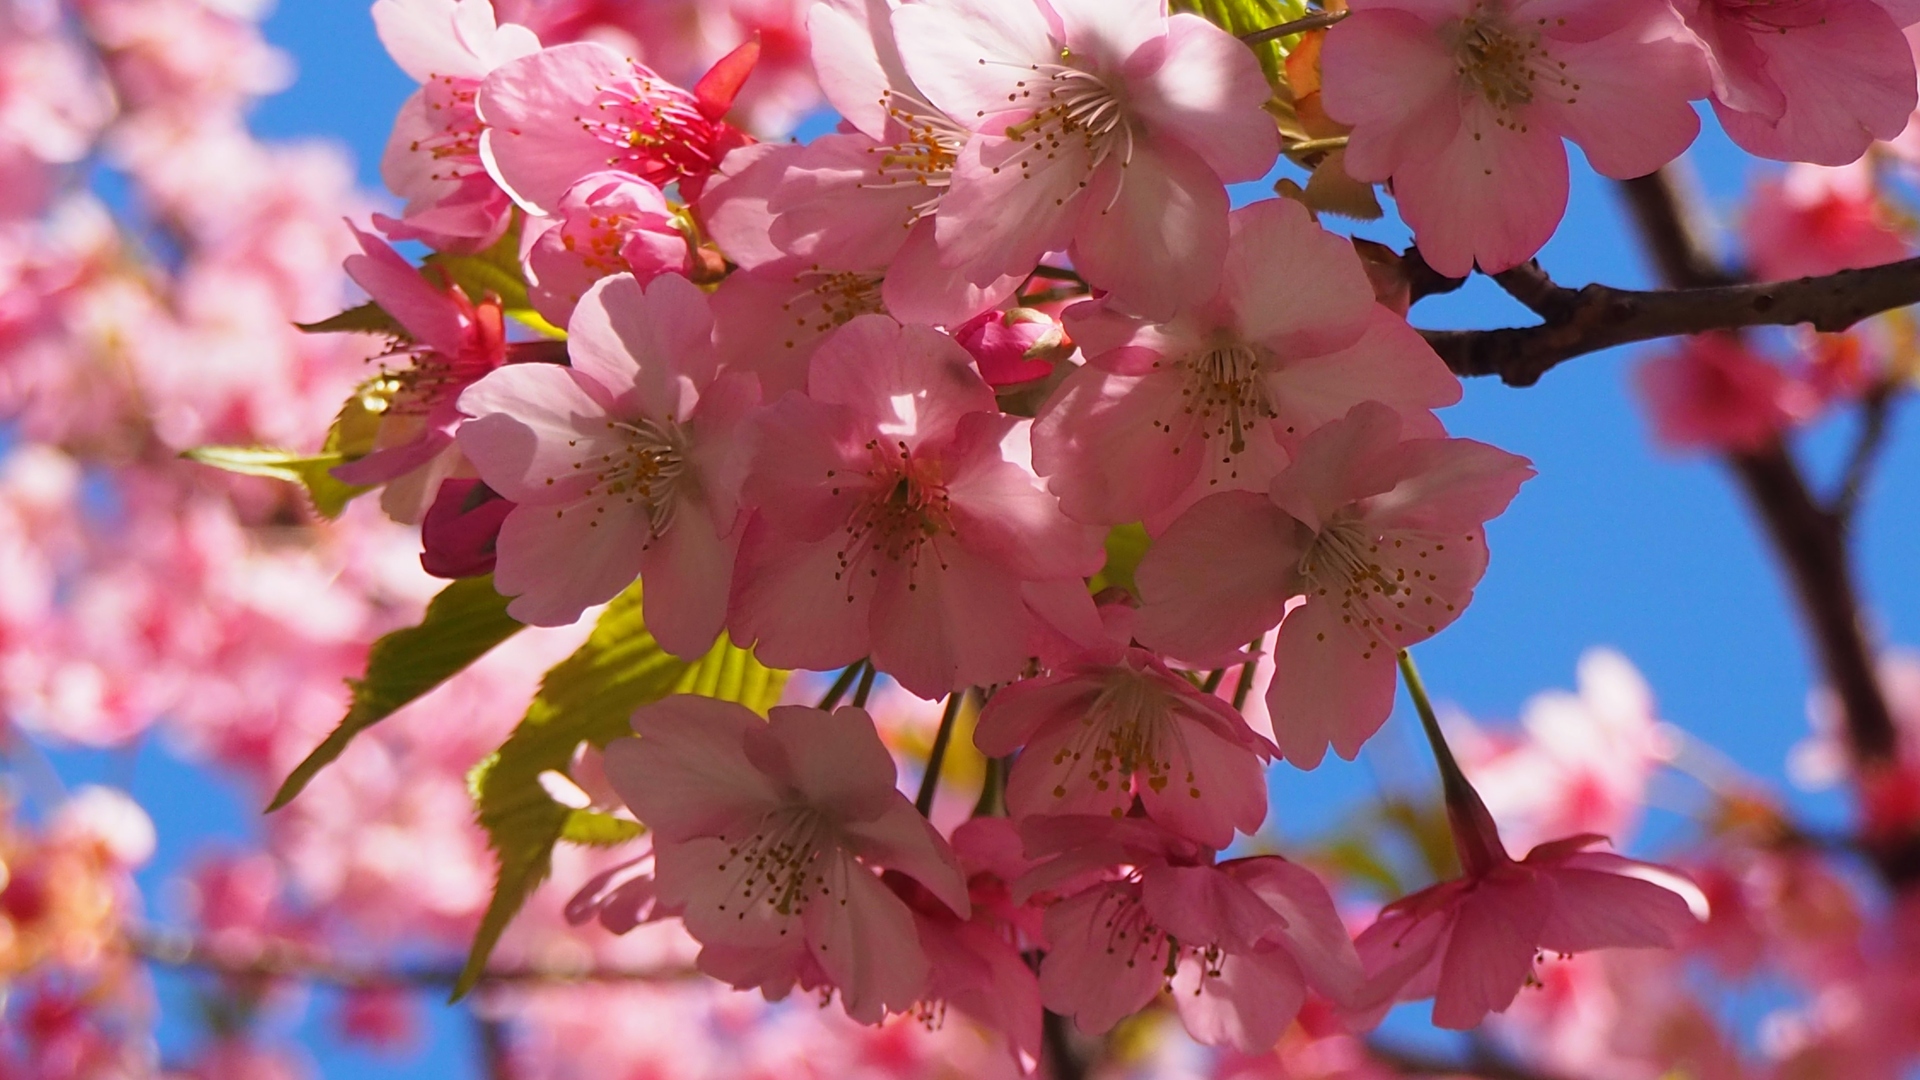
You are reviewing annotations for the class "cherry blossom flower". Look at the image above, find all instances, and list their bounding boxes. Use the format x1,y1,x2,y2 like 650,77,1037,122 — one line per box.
1034,198,1461,531
1743,161,1910,282
370,0,541,250
1676,0,1920,166
330,225,512,524
1320,0,1710,276
477,39,756,216
974,645,1275,849
604,698,971,1024
890,0,1278,317
1135,402,1534,767
953,307,1064,389
709,256,890,399
1021,815,1364,1052
1349,762,1702,1031
521,170,691,325
417,478,511,579
729,314,1104,699
457,272,758,653
1635,333,1823,454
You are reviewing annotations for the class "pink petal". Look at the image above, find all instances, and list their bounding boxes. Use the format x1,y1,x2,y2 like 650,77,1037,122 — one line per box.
608,698,780,839
636,510,738,661
806,316,996,450
1226,856,1366,1004
661,835,804,947
1129,12,1280,184
1432,876,1551,1030
1134,491,1305,663
942,414,1107,580
1266,599,1399,767
1170,947,1306,1053
750,704,903,820
1141,864,1288,952
934,135,1089,287
456,364,611,503
1223,198,1375,358
344,225,466,356
1135,710,1270,849
477,42,630,214
1532,18,1706,179
1030,365,1206,527
1714,0,1918,165
1391,99,1570,276
567,273,715,422
1535,855,1701,952
972,670,1092,757
1318,8,1462,181
880,218,1025,327
1264,308,1460,445
1038,883,1169,1035
492,496,650,626
808,0,906,137
728,520,875,673
891,0,1055,128
870,537,1034,698
1071,141,1229,320
767,133,923,270
842,799,972,917
804,852,932,1024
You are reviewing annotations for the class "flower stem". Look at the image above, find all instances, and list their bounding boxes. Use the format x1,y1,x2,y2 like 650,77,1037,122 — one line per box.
849,662,879,709
916,692,964,817
1400,649,1505,875
1241,9,1347,46
814,663,864,711
1231,635,1265,711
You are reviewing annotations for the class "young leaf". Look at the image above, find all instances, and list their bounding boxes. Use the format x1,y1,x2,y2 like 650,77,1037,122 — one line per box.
455,588,789,999
295,302,408,337
268,576,522,811
181,446,371,520
422,220,565,339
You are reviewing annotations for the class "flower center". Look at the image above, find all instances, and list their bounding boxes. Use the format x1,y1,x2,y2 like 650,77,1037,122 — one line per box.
779,270,887,346
1091,884,1177,978
861,92,968,222
831,444,955,590
1179,343,1277,456
1445,5,1575,122
577,69,726,187
413,74,487,182
1050,668,1200,803
713,808,831,924
994,54,1134,199
573,416,689,537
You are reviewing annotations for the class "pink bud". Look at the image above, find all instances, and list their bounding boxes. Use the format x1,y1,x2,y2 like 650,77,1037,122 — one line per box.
953,308,1067,388
420,480,512,580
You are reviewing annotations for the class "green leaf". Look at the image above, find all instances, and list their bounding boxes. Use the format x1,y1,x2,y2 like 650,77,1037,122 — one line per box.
295,302,408,337
422,220,565,340
455,582,689,1000
268,577,522,811
674,636,789,716
1089,523,1151,595
560,809,646,847
455,587,791,1000
181,445,371,520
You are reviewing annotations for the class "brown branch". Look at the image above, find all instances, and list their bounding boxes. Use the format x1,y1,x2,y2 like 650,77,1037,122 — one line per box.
1833,385,1898,523
1241,9,1348,45
1424,256,1920,386
126,925,697,990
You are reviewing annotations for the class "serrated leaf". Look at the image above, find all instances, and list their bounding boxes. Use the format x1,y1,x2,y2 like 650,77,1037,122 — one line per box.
674,636,789,716
456,587,791,999
455,582,688,1000
1089,523,1151,595
295,302,408,337
268,577,522,811
560,810,646,847
181,445,371,520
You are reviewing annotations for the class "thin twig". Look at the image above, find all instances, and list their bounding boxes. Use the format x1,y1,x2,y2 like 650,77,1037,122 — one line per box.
850,662,879,709
916,693,964,817
1200,668,1227,694
815,663,864,711
1241,9,1348,45
1833,384,1898,524
1285,135,1350,156
1368,1038,1577,1080
1489,261,1578,320
1231,635,1264,712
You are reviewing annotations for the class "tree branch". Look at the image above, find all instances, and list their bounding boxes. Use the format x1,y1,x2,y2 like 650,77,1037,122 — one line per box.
1424,256,1920,386
1368,1038,1579,1080
1833,384,1897,524
126,925,697,990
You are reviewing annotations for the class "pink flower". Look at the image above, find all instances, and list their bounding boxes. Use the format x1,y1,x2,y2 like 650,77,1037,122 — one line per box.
330,225,512,524
477,40,756,216
1677,0,1919,166
1034,198,1461,531
709,258,888,400
953,308,1064,389
418,478,511,579
1743,162,1910,281
974,646,1275,849
721,0,1024,325
370,0,541,251
1349,793,1702,1031
890,0,1278,317
521,171,691,325
1020,815,1364,1052
1320,0,1709,276
1635,333,1823,454
729,314,1104,699
456,272,757,654
1135,402,1534,767
604,698,971,1024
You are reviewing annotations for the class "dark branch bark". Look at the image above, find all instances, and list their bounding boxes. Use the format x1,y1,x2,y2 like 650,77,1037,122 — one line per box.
1424,256,1920,385
1042,1009,1091,1080
1834,385,1897,523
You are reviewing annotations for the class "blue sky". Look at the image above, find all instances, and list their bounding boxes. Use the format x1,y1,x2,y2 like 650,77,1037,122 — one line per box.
66,2,1920,1074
